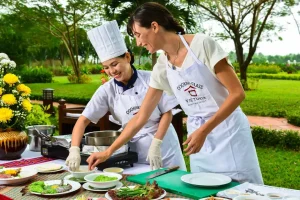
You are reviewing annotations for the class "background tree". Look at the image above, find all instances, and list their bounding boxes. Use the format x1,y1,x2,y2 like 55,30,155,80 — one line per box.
10,0,104,82
103,0,197,67
189,0,297,89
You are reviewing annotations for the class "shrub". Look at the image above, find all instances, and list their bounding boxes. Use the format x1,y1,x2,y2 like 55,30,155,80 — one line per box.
80,66,91,75
86,64,102,74
25,104,51,127
67,74,92,83
19,67,53,83
247,64,282,74
51,66,73,76
135,62,152,71
252,126,300,151
277,63,297,74
287,114,300,127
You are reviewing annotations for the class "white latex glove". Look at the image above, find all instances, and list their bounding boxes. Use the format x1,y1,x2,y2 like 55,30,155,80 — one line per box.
65,146,81,171
146,138,163,170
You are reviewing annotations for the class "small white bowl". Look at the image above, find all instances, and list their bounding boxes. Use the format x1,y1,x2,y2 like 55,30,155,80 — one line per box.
84,172,122,189
103,167,124,174
233,195,270,200
284,196,300,200
267,193,284,199
68,165,97,178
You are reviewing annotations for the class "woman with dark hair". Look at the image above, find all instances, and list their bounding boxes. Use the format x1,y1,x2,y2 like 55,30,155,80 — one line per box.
86,3,263,184
66,20,186,172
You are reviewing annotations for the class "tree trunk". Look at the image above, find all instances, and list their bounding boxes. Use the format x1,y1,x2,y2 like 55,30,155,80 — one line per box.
151,53,157,68
59,45,65,66
239,63,248,90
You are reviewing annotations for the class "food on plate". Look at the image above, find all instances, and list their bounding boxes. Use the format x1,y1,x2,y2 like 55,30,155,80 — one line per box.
0,168,21,178
28,180,72,194
69,176,85,182
94,175,118,182
205,197,226,200
108,181,164,200
36,164,62,172
74,195,106,200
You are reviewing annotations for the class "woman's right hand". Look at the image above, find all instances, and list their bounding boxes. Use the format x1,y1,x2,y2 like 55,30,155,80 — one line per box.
86,150,111,170
65,146,81,171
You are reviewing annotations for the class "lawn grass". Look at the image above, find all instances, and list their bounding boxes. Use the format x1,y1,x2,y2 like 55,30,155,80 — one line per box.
182,146,300,190
241,79,300,117
27,76,300,118
256,147,300,189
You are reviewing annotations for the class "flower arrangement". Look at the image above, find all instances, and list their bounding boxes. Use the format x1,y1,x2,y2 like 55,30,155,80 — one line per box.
0,53,32,131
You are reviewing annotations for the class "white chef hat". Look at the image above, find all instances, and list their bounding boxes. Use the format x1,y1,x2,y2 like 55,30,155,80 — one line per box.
87,20,127,63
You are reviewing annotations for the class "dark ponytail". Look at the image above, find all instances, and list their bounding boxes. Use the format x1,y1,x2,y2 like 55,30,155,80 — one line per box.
118,48,135,66
127,2,185,37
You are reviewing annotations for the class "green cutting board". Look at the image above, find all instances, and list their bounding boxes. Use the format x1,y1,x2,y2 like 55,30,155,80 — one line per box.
127,169,239,200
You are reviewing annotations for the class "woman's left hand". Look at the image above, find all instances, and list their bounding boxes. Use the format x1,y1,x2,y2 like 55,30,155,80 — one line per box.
86,151,111,170
183,129,207,155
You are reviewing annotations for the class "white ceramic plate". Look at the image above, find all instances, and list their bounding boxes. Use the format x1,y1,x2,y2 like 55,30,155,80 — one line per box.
105,186,167,200
82,181,123,192
64,174,86,183
36,165,65,174
181,173,231,187
0,168,37,185
30,180,81,196
199,197,230,200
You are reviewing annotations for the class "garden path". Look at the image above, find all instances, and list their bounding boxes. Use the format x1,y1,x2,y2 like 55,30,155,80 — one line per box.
32,100,300,132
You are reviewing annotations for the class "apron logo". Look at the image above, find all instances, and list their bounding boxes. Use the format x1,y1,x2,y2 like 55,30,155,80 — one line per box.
177,82,203,91
184,85,197,96
126,106,140,115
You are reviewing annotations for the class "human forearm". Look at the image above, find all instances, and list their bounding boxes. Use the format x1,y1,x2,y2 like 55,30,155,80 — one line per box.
71,116,91,147
154,110,172,140
199,91,244,136
106,87,164,156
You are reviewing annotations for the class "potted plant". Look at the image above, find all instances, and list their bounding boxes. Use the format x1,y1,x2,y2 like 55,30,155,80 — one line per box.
0,53,32,160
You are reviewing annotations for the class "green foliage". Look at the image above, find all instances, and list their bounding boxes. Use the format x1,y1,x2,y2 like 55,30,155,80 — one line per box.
80,66,91,75
256,147,300,189
19,67,53,83
247,64,282,74
86,64,102,74
67,74,92,84
135,63,152,71
51,66,73,76
287,114,300,127
247,78,260,90
25,104,51,127
246,73,300,80
277,63,298,73
252,126,300,151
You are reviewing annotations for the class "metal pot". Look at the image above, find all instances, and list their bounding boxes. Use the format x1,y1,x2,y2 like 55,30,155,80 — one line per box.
84,131,121,146
26,125,56,152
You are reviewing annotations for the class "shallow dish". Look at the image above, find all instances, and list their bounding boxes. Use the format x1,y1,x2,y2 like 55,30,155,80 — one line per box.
82,181,123,192
29,180,81,196
0,168,37,185
35,164,64,174
233,195,270,200
181,173,231,187
84,172,122,189
105,186,166,200
267,193,284,199
68,165,97,178
64,174,86,183
103,167,124,174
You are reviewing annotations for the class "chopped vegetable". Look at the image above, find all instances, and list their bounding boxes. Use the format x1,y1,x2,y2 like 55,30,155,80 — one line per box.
28,181,72,194
93,175,118,182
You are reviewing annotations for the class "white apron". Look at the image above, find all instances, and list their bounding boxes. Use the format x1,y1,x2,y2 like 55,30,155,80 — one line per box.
113,71,186,170
165,35,263,183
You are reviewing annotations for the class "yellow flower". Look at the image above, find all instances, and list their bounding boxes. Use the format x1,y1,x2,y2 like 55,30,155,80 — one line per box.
17,84,31,96
1,94,17,105
0,108,13,123
22,99,32,112
3,73,19,85
0,87,2,96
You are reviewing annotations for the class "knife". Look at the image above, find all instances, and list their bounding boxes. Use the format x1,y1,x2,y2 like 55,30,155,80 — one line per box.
146,166,180,179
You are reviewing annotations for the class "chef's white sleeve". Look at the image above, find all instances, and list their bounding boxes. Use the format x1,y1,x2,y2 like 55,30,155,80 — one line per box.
82,86,109,124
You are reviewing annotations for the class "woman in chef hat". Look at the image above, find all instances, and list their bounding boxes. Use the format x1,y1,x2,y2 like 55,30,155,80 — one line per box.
66,20,186,172
86,3,263,184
